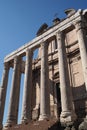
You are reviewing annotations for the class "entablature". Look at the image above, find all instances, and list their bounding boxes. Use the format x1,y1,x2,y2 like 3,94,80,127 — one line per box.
4,9,84,63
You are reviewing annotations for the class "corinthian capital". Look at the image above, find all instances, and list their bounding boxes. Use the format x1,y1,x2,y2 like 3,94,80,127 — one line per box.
56,31,62,40
74,20,85,31
4,62,9,70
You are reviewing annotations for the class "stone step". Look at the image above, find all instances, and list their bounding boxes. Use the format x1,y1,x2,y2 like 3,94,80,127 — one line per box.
3,119,81,130
3,119,59,130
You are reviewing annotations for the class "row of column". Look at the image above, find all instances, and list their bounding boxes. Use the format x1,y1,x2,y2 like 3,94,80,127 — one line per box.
0,19,87,129
0,42,50,129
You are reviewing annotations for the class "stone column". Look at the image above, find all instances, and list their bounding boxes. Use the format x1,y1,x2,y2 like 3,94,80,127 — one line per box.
0,62,9,129
75,20,87,90
21,49,33,123
39,42,50,120
5,56,22,128
75,20,87,129
56,31,76,125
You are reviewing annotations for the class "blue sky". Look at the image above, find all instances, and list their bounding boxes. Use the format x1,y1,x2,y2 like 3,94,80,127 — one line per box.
0,0,87,75
0,0,87,125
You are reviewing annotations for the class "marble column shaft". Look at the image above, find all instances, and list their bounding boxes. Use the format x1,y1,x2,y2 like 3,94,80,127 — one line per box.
6,56,22,126
0,62,9,128
39,42,50,120
75,20,87,90
56,31,74,121
21,49,33,123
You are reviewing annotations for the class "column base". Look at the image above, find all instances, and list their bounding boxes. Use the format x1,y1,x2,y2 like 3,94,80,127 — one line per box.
3,120,16,129
21,117,31,124
79,118,87,130
39,114,49,121
60,111,77,126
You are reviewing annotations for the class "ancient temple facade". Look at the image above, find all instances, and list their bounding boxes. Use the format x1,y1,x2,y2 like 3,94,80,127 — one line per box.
0,8,87,130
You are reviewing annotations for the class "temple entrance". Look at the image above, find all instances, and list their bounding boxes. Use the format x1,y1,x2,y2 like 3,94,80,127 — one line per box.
55,83,61,115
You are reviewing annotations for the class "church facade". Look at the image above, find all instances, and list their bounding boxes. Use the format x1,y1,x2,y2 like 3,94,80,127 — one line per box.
0,9,87,130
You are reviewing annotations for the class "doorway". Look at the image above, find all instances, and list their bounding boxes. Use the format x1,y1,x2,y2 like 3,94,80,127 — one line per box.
55,83,61,115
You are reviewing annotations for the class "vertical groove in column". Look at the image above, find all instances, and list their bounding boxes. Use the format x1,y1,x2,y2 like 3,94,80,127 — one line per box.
75,20,87,121
21,49,33,123
5,56,22,127
56,31,76,124
39,42,50,120
0,62,9,129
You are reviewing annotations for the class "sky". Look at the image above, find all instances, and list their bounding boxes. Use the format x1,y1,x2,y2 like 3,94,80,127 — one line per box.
0,0,87,125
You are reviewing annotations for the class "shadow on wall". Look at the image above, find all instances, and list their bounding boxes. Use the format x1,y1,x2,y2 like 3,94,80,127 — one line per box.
72,84,86,119
50,77,87,119
32,69,87,121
